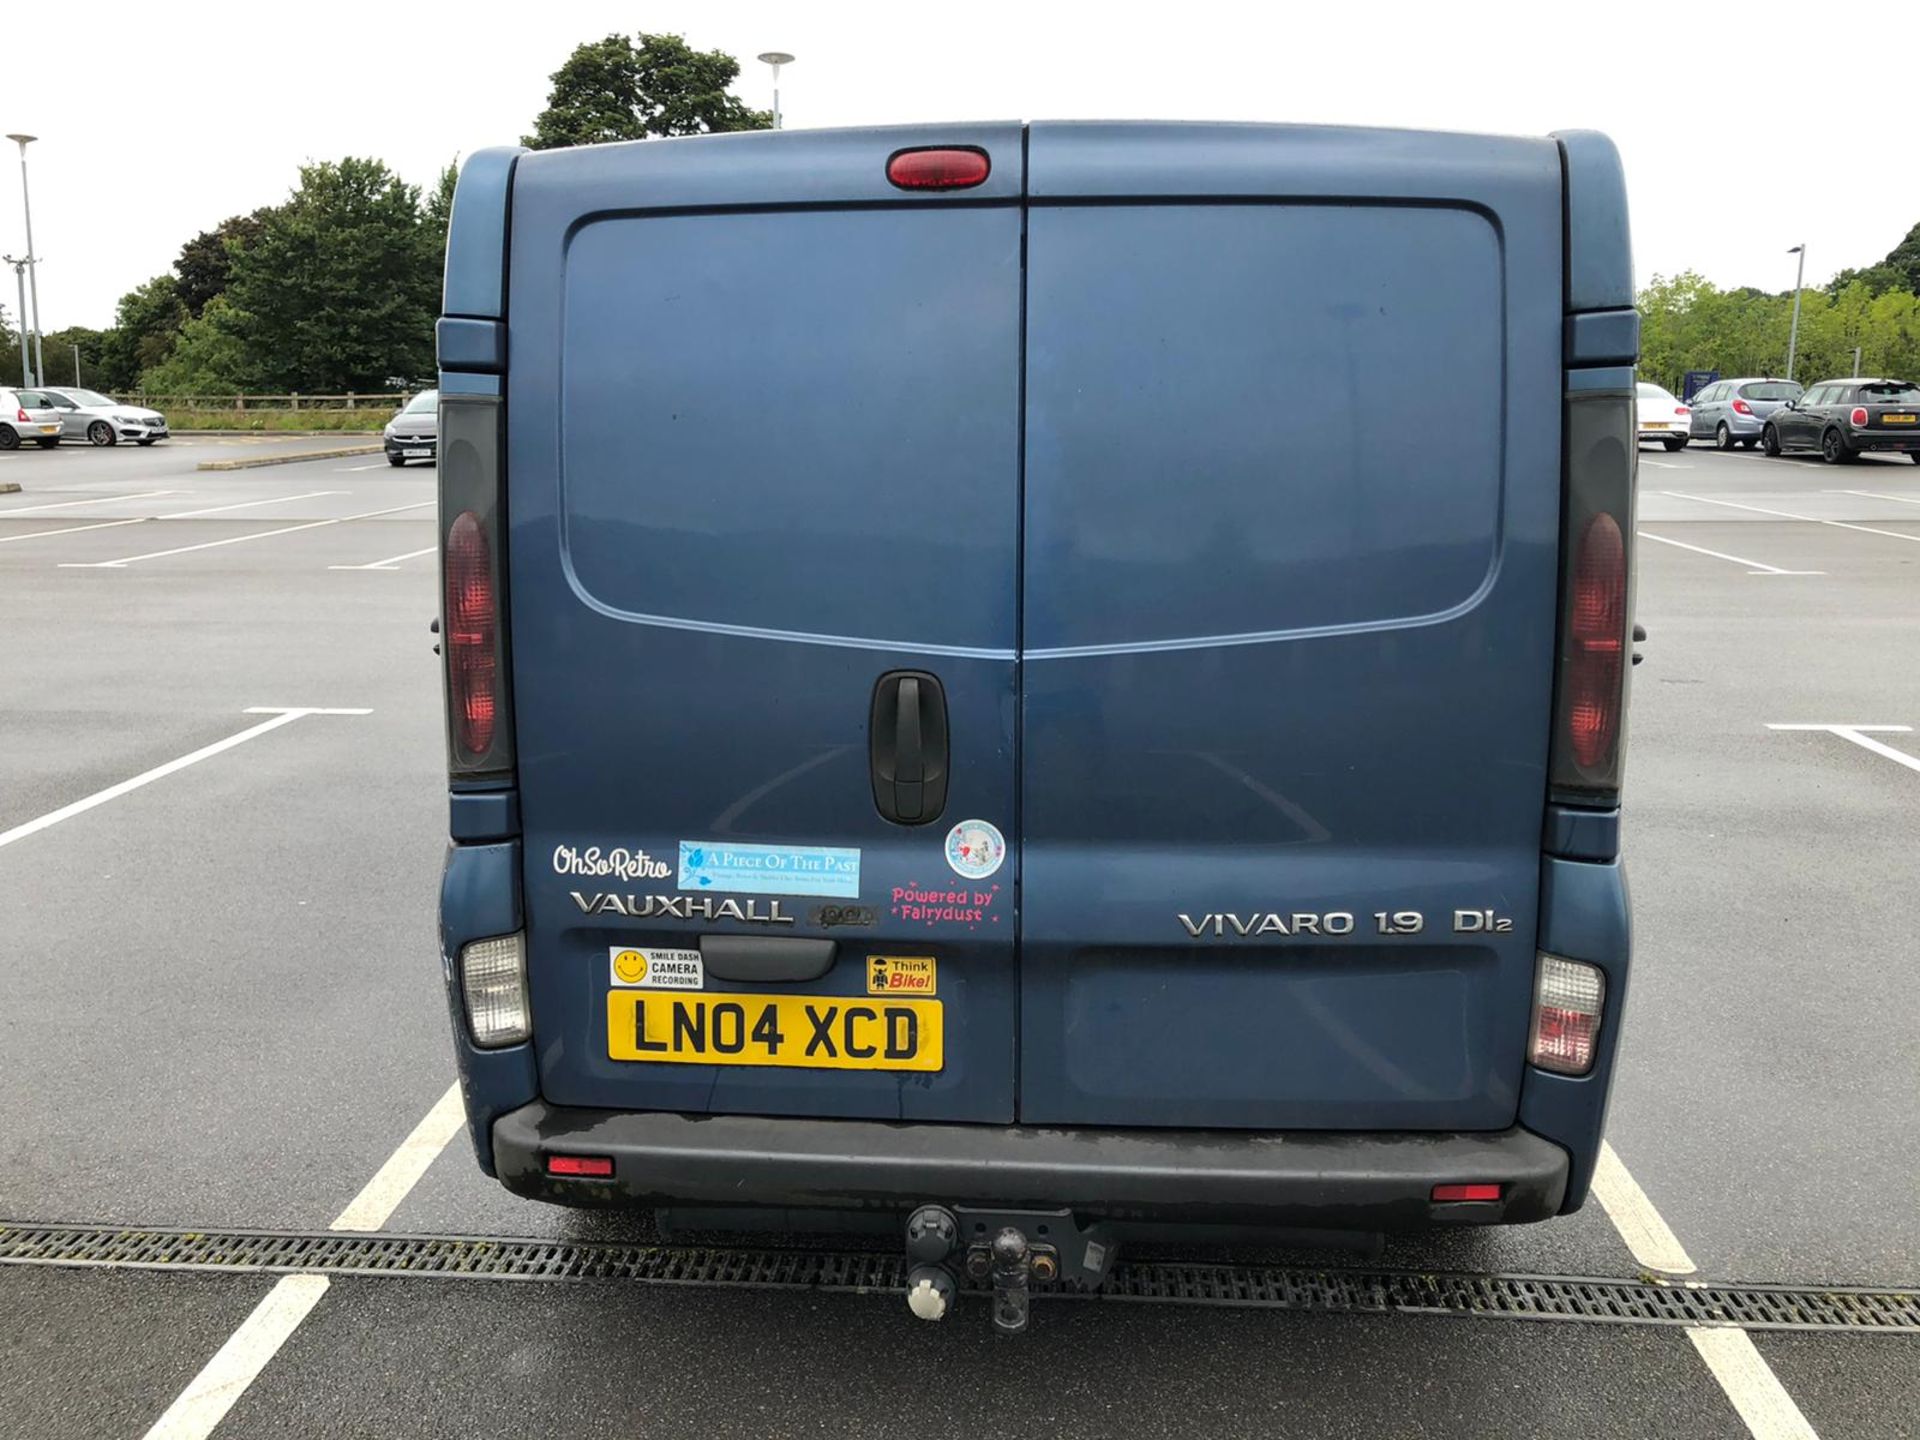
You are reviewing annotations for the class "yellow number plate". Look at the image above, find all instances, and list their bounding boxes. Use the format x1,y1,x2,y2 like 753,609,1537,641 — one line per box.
1642,421,1669,430
1884,413,1916,424
607,991,943,1072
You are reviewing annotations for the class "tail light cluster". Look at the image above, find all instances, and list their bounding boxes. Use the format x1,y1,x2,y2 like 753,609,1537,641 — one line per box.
14,407,26,423
1731,398,1754,416
1850,407,1869,427
1672,406,1689,417
439,395,514,777
1549,392,1635,799
1528,953,1605,1075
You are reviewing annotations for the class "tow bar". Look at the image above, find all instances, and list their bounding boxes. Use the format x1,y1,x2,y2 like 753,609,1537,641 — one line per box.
903,1204,1117,1333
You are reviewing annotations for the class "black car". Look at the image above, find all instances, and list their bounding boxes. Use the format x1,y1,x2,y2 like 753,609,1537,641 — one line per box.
1761,377,1920,463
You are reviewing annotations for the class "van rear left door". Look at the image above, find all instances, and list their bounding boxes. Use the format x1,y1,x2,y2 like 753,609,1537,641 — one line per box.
504,126,1025,1123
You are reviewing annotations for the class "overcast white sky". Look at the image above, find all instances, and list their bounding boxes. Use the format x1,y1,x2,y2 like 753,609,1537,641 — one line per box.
8,0,1906,331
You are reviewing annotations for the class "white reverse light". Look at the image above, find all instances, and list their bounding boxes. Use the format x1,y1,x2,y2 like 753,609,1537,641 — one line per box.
1528,953,1605,1076
461,933,530,1047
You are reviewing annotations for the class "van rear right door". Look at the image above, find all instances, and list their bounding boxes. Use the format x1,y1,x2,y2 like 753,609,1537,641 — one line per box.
1017,124,1567,1130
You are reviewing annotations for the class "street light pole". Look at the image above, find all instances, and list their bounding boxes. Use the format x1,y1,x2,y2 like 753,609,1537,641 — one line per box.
1784,244,1806,382
6,135,45,386
757,52,795,130
3,256,28,385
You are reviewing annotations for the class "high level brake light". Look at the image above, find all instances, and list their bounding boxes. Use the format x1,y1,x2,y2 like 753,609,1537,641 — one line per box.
886,147,990,191
1528,954,1605,1075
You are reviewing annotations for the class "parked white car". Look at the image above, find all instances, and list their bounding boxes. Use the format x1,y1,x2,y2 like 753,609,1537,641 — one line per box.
1635,382,1689,452
0,387,65,450
40,387,170,446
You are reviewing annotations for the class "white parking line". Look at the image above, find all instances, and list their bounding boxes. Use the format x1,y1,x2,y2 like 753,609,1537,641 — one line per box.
0,707,371,852
1766,723,1920,775
1640,459,1691,470
1594,1142,1819,1439
1832,488,1920,506
330,1083,465,1231
1687,1330,1819,1440
163,490,344,518
1591,1141,1695,1274
328,544,437,572
141,1082,465,1438
334,462,390,472
59,501,434,568
0,488,183,514
1635,530,1823,577
0,516,149,544
1662,490,1920,544
139,1275,332,1440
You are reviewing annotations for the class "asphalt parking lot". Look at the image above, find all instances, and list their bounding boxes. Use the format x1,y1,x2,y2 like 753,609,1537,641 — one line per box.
1,436,1915,1438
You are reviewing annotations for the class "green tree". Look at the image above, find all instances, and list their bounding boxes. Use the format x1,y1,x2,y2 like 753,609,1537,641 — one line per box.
94,275,187,393
221,157,441,392
174,209,275,318
523,32,771,149
424,160,458,284
139,296,251,394
40,326,114,388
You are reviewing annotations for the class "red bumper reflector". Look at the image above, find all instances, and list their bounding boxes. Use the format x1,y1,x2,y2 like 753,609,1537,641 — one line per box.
887,147,991,190
1432,1183,1502,1203
546,1154,614,1178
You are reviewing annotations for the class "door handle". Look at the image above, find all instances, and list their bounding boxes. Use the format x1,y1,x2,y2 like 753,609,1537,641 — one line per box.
870,670,949,826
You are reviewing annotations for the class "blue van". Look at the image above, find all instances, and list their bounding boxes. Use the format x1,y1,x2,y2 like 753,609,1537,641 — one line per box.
434,122,1639,1325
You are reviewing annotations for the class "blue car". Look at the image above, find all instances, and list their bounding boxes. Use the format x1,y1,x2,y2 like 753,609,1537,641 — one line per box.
431,122,1638,1328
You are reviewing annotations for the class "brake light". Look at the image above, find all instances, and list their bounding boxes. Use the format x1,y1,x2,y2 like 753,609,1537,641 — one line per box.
887,147,990,190
1674,406,1689,417
1529,954,1605,1075
1432,1183,1502,1202
14,407,25,423
438,394,513,777
1851,407,1869,427
1731,399,1753,415
1549,391,1634,800
1567,514,1626,769
445,510,497,757
546,1154,614,1178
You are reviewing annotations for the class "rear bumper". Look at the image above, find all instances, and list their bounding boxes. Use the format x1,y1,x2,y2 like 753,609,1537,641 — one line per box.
1849,431,1920,452
491,1103,1570,1229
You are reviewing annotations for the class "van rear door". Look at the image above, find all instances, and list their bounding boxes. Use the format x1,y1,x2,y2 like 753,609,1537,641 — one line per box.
1017,124,1566,1129
505,126,1025,1122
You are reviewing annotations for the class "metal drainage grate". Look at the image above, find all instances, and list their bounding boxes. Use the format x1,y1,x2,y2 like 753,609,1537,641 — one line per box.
2,1222,1914,1334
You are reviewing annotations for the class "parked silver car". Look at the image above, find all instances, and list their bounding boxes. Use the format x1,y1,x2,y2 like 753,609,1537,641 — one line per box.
0,387,65,450
383,389,437,467
40,387,170,446
1686,377,1802,451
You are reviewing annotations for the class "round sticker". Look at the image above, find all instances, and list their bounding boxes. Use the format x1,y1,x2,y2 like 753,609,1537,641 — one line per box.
612,949,649,984
944,819,1006,880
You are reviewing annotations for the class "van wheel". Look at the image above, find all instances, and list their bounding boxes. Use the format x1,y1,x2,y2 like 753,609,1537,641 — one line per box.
1715,422,1734,450
0,425,18,451
387,454,406,468
87,420,116,446
1820,428,1853,464
1761,424,1781,456
1662,436,1685,451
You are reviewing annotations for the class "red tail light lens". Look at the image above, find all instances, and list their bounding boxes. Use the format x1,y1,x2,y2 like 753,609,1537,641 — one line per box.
1674,406,1689,416
1850,407,1869,427
1567,513,1626,769
14,407,25,423
546,1154,614,1178
886,147,991,190
1731,398,1753,415
1432,1183,1502,1203
445,509,497,758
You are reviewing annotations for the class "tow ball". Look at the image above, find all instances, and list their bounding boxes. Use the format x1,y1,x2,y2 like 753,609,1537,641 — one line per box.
903,1204,1115,1333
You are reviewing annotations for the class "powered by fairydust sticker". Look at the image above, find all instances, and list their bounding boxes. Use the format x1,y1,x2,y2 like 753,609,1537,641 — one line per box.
892,882,1001,930
944,820,1005,880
